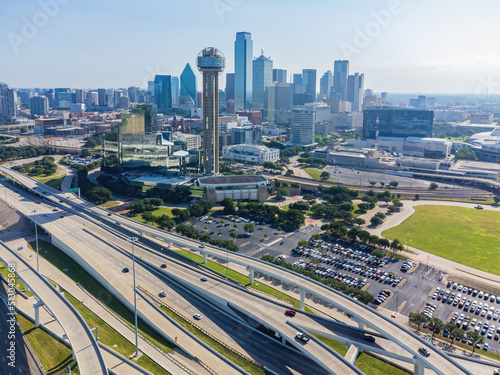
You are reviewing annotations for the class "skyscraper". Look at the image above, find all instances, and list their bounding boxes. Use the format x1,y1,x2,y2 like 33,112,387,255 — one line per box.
30,96,49,118
0,88,17,121
272,69,287,83
171,76,179,107
225,73,235,102
334,60,349,101
302,69,317,101
268,82,292,125
319,70,333,99
234,32,253,110
346,73,364,112
97,88,108,107
154,75,172,112
291,107,315,146
180,63,197,110
197,47,225,175
252,51,273,110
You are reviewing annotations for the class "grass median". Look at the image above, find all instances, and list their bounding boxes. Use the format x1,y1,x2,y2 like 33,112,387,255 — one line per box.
382,205,500,275
0,262,34,297
16,313,80,375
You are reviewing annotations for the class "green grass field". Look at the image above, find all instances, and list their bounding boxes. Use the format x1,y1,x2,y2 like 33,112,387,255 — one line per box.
132,207,174,223
16,313,80,374
34,175,66,190
0,262,34,297
382,205,500,275
98,200,121,208
303,168,334,182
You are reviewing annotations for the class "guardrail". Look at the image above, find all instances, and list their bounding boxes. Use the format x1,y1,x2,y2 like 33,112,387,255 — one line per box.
138,285,262,370
75,283,198,375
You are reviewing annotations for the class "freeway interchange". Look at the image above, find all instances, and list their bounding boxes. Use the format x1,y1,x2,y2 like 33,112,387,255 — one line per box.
0,166,479,375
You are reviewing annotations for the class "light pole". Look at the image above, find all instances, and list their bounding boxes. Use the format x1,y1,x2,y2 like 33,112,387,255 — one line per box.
407,233,410,252
32,210,39,272
127,236,139,357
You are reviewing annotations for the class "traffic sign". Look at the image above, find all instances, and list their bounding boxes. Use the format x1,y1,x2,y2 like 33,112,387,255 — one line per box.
68,188,79,193
1,178,10,182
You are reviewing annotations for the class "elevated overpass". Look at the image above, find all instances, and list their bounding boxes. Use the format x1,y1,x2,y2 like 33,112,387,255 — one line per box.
0,241,108,375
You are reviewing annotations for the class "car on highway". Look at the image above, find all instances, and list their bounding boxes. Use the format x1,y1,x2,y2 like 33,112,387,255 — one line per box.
364,335,376,342
160,264,167,268
122,268,129,273
200,276,208,282
107,213,112,216
418,347,430,356
199,244,205,248
159,291,166,297
285,309,296,317
53,207,59,211
193,313,202,320
296,332,310,342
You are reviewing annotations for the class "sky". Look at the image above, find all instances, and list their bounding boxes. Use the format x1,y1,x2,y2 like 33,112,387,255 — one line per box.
2,0,500,94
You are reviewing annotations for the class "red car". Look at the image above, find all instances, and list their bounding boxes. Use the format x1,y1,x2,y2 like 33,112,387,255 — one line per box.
160,264,167,268
285,309,296,317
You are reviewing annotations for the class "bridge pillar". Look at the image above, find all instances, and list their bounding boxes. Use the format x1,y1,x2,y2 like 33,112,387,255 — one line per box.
297,287,305,311
351,316,365,329
413,356,425,375
33,300,44,327
166,241,172,248
203,253,207,264
248,267,255,284
91,326,99,341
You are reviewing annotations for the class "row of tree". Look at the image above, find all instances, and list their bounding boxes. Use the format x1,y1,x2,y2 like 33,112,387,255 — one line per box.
13,156,57,176
234,201,306,227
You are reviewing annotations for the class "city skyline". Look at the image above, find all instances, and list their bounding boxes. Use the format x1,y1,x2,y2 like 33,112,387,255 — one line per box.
2,1,500,94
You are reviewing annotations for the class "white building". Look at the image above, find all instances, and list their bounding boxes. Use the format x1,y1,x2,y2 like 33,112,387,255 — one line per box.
172,132,201,151
222,144,280,165
291,107,315,146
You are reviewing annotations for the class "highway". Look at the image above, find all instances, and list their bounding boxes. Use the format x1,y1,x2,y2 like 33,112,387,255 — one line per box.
0,241,108,375
0,166,478,374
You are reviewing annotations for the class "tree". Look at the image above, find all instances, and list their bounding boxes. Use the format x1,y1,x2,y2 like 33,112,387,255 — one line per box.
221,198,236,213
378,238,391,250
277,226,282,233
371,249,384,258
454,148,477,161
429,182,439,190
451,327,464,345
233,223,238,230
291,182,301,189
390,238,402,255
86,187,112,203
355,218,365,227
230,231,237,242
379,181,385,186
369,181,376,186
466,331,484,353
298,240,308,248
244,223,254,233
389,181,399,188
302,194,315,202
320,171,330,180
370,216,383,226
430,317,444,338
204,225,208,231
414,193,420,200
275,188,289,200
264,234,268,240
495,196,500,205
409,312,428,331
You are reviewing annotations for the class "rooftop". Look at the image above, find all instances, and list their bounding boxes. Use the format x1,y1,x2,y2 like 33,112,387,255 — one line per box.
198,175,267,187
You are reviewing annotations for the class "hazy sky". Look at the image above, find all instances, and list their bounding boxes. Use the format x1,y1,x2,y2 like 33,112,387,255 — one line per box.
2,0,500,94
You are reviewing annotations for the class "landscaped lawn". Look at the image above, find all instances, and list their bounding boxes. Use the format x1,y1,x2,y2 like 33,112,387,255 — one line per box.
98,200,121,208
303,168,334,182
132,207,174,223
382,205,500,275
34,175,66,190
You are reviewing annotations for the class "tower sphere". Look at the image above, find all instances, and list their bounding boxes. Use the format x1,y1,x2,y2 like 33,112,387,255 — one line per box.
197,47,225,73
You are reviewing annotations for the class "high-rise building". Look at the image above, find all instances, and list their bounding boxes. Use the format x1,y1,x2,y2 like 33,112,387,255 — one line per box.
334,60,349,101
147,81,154,94
252,51,273,111
128,86,140,103
319,70,333,100
234,32,253,110
291,107,315,146
97,89,108,107
347,73,364,112
134,104,158,133
292,73,303,94
0,88,17,121
225,73,234,102
180,63,197,110
268,82,292,125
30,96,49,118
302,69,317,101
363,106,434,139
154,75,172,112
197,47,225,175
171,76,179,107
272,69,287,83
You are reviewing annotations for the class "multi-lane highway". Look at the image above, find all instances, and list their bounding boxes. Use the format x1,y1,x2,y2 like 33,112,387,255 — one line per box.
0,241,108,375
0,166,480,374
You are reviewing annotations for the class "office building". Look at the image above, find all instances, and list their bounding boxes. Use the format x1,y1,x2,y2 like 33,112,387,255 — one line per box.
231,125,262,145
252,51,273,110
222,144,280,164
154,75,172,112
236,110,262,125
334,60,349,101
225,73,234,101
97,89,108,107
347,73,364,112
180,63,197,110
272,69,287,83
134,104,157,133
0,88,17,121
302,69,317,101
197,47,225,175
234,32,253,110
291,107,315,146
292,73,303,94
268,82,292,125
320,70,333,99
363,106,434,139
171,76,179,107
30,96,49,118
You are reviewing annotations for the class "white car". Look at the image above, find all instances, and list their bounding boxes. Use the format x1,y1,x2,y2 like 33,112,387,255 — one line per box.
159,291,166,297
200,276,208,282
193,313,202,320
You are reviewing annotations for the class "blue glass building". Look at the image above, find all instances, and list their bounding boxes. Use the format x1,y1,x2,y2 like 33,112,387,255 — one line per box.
154,75,172,112
252,52,273,110
334,60,349,101
180,63,197,110
234,32,253,110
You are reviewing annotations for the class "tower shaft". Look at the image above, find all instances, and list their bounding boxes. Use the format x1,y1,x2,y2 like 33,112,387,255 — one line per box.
202,71,220,175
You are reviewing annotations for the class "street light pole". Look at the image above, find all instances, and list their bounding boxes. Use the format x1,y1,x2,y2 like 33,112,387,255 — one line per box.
127,236,139,357
32,210,39,272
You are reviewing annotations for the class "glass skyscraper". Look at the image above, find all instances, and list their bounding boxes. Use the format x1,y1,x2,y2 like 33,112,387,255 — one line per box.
334,60,349,101
302,69,317,101
154,75,172,112
171,76,179,107
180,63,197,110
252,52,273,110
234,32,253,110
